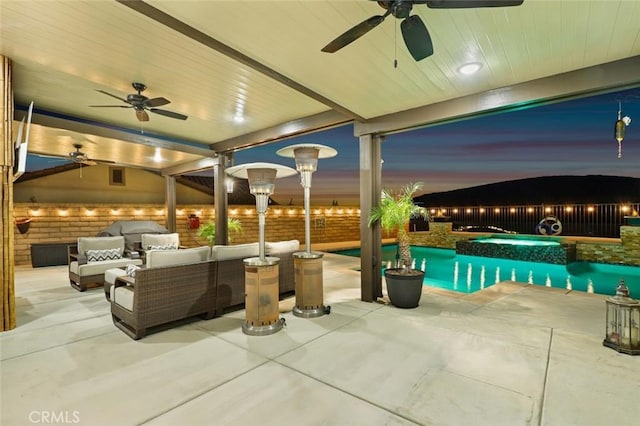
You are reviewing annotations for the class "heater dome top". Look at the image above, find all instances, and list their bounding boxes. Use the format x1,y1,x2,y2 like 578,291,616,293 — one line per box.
226,162,296,179
276,143,338,159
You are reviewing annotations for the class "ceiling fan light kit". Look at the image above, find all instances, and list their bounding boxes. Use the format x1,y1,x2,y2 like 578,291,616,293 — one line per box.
90,82,188,122
322,0,524,62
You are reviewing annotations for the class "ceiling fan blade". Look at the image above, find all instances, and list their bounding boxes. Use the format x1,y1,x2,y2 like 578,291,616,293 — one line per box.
150,108,188,120
136,109,150,122
33,153,66,159
143,97,170,108
401,15,434,61
95,89,129,103
426,0,524,8
322,13,389,53
89,105,132,108
80,159,98,166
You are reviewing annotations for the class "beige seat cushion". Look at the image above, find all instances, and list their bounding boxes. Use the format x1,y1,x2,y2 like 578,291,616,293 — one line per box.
70,258,142,276
265,240,300,254
210,242,259,261
141,233,180,250
78,236,125,254
113,285,134,311
145,246,210,268
104,268,126,285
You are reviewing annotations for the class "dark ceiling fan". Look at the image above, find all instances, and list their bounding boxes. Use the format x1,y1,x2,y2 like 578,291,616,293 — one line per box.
321,0,525,61
90,82,188,122
66,144,113,166
37,144,115,166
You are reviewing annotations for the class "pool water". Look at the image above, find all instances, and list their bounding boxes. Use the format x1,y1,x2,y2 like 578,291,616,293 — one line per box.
474,238,559,246
334,245,640,296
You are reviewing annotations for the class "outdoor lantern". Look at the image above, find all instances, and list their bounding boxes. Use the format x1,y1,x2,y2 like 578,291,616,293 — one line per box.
614,99,632,159
226,162,296,336
603,279,640,355
277,143,337,318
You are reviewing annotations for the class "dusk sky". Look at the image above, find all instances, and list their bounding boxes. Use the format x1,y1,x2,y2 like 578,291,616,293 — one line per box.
25,87,640,206
236,88,640,206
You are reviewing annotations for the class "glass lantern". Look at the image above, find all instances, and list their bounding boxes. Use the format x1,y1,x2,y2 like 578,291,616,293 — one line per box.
603,279,640,355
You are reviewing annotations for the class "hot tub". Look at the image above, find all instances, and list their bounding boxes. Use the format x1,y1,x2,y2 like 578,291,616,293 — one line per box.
455,236,576,264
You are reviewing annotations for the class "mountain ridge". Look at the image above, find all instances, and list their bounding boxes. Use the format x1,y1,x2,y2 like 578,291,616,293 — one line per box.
414,175,640,206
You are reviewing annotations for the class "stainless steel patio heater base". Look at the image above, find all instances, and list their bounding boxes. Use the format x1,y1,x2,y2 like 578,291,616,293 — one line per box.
242,256,284,336
292,252,330,318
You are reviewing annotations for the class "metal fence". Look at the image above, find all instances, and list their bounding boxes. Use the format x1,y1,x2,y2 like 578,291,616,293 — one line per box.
411,203,640,238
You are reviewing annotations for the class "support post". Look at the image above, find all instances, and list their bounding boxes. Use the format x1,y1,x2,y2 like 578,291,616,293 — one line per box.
165,175,176,232
359,133,383,302
214,153,230,245
1,55,16,331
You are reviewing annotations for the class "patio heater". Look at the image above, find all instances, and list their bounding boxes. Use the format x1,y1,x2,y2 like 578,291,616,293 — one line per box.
226,162,296,336
603,279,640,355
276,143,337,318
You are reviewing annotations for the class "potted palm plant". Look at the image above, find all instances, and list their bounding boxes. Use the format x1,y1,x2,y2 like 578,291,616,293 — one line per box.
198,218,243,245
368,182,428,308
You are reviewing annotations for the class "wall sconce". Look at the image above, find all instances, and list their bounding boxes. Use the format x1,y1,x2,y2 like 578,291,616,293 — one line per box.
225,177,234,194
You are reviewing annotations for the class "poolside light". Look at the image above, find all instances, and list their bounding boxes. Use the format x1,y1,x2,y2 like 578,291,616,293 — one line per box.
226,162,296,336
603,279,640,355
277,143,337,318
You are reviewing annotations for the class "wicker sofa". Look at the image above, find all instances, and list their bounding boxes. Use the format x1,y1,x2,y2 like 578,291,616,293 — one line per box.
110,241,299,339
111,246,214,340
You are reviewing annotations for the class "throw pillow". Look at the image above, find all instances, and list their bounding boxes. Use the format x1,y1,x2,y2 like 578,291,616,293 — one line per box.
147,243,178,250
125,264,141,278
86,248,122,262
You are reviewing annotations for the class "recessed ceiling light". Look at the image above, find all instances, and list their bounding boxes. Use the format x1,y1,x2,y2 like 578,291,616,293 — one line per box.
458,62,482,75
233,114,245,123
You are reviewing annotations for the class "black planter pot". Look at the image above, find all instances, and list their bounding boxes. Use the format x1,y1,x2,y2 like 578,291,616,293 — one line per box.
384,268,425,308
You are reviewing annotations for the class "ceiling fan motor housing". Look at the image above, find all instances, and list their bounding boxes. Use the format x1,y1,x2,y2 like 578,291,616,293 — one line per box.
378,1,413,19
127,94,148,104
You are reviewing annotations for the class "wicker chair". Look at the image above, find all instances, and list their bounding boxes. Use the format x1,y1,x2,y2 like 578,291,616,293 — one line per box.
68,236,142,292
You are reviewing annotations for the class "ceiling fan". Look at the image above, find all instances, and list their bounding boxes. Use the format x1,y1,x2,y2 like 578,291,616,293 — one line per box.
321,0,525,61
39,144,115,166
90,82,188,122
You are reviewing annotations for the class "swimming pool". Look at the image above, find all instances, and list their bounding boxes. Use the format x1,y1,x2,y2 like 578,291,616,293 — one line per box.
334,245,640,296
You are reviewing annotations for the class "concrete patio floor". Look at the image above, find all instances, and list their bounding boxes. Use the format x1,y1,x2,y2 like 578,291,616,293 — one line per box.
2,252,640,425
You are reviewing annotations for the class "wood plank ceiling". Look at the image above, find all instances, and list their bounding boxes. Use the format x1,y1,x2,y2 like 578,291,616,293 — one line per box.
1,0,640,173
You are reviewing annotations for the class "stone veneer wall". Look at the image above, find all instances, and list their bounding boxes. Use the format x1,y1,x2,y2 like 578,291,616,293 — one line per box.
12,203,360,266
409,222,640,266
576,226,640,266
407,222,468,249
